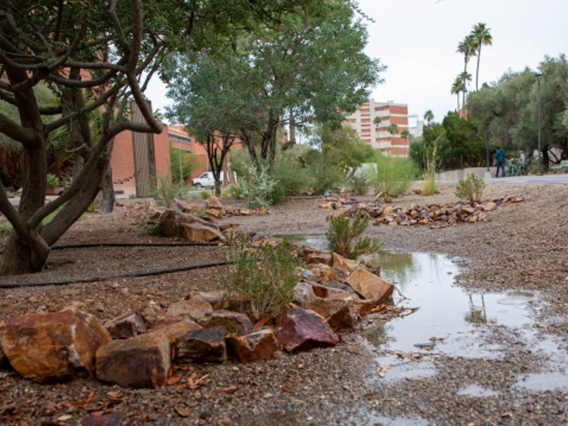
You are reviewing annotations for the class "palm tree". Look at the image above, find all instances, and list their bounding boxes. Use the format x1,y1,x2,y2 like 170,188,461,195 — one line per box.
424,110,434,125
451,77,463,112
400,129,411,151
388,123,399,136
459,71,472,115
457,35,476,112
471,23,493,91
373,115,382,131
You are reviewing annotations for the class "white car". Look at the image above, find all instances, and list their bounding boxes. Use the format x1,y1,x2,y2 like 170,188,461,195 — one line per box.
192,171,237,188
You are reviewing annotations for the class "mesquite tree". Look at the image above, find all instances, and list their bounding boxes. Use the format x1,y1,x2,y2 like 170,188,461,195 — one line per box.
0,0,320,275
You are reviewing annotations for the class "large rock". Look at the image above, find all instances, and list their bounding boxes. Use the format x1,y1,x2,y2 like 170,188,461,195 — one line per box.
331,253,360,273
151,319,202,343
81,413,123,426
0,309,111,382
96,332,171,388
306,251,332,266
226,328,279,363
104,311,147,339
168,198,199,214
197,310,253,334
293,282,357,331
180,222,226,243
205,196,223,210
166,299,213,320
345,268,394,304
275,306,339,353
157,210,219,239
175,326,227,364
140,301,164,327
188,291,228,310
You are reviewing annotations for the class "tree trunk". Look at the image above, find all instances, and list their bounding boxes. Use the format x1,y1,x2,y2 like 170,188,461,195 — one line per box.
214,180,221,197
476,47,481,91
100,163,115,214
289,109,296,148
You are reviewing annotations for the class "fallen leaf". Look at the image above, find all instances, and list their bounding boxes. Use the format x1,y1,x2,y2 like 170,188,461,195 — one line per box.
378,366,390,378
57,414,73,421
167,376,182,385
68,390,95,407
174,406,191,417
107,391,121,398
218,385,238,394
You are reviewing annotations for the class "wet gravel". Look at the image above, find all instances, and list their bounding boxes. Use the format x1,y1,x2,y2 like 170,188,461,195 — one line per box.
0,182,567,425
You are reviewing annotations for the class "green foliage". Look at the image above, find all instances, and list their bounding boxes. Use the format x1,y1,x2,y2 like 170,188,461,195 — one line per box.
268,149,310,203
239,164,278,208
222,235,301,320
200,191,211,200
153,173,186,206
46,174,60,188
347,171,371,195
0,217,12,237
169,147,201,185
455,173,486,204
326,213,382,259
439,112,486,168
423,167,438,196
369,154,418,199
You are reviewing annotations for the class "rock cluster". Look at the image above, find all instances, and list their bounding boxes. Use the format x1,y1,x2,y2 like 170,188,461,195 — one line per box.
0,242,394,390
320,195,526,228
168,196,270,219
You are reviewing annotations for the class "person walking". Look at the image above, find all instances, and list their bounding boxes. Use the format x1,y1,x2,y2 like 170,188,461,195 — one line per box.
495,147,506,178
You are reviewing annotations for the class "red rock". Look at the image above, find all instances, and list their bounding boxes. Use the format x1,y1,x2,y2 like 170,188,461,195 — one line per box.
226,328,279,363
306,251,332,266
197,310,253,334
345,268,394,304
96,332,171,388
175,326,227,364
275,306,339,353
180,222,226,243
167,299,213,320
205,196,223,210
104,311,147,339
0,309,111,382
81,413,122,426
151,319,202,343
188,291,228,310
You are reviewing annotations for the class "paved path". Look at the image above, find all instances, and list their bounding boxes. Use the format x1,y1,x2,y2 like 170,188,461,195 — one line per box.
440,173,568,185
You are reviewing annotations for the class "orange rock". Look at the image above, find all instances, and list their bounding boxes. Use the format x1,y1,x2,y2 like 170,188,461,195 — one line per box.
166,299,213,320
306,251,332,266
345,268,394,304
226,328,279,363
331,253,360,273
96,332,171,388
197,310,253,334
0,309,111,382
205,196,223,210
151,319,202,343
180,222,226,242
483,202,497,211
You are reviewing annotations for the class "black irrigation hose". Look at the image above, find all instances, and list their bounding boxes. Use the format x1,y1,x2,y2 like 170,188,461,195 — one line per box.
51,242,219,250
0,260,234,289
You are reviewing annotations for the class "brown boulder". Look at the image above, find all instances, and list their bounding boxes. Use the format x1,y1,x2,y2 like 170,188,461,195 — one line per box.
166,299,213,320
104,311,147,339
306,251,332,266
156,209,181,237
180,222,226,243
226,328,279,363
207,208,224,218
175,326,227,364
345,268,394,304
96,332,171,388
197,310,253,334
188,291,228,310
151,319,202,343
168,198,198,214
0,309,111,382
331,254,360,273
275,306,339,353
205,195,223,210
140,301,164,327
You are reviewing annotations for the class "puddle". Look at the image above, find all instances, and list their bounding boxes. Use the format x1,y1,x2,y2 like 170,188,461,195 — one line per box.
457,384,499,397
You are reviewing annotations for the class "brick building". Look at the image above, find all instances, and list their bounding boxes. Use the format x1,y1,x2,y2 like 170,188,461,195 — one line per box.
344,99,410,156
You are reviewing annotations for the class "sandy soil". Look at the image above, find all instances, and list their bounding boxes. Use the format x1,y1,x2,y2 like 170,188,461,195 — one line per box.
0,182,567,425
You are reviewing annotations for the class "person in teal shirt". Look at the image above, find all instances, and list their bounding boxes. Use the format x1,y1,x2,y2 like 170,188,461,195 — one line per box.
495,147,506,178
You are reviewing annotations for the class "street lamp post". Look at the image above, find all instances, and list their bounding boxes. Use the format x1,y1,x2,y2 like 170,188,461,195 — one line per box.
485,121,490,172
536,73,543,176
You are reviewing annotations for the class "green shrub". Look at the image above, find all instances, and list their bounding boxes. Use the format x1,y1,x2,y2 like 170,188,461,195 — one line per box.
239,164,277,208
423,166,438,196
369,154,417,200
0,217,12,237
347,171,370,195
200,190,211,199
153,173,186,206
222,235,301,321
169,147,201,185
269,150,310,203
455,173,486,204
326,212,383,259
46,173,59,188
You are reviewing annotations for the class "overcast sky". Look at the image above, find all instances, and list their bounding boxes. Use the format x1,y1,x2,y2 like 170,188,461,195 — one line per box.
146,0,567,126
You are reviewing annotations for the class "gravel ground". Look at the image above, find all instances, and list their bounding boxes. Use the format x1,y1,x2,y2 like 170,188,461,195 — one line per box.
0,182,567,426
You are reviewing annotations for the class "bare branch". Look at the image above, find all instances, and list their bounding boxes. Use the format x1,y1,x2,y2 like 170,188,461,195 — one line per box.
0,113,40,146
109,0,130,53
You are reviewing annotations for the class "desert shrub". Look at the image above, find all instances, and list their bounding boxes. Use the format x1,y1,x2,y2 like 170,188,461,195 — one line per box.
153,173,186,206
200,191,211,199
223,235,301,321
326,212,383,259
239,164,277,208
369,154,418,200
347,171,370,195
455,173,486,204
269,150,310,203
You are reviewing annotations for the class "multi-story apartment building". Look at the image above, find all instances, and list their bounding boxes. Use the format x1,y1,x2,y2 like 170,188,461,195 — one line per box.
345,99,410,156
